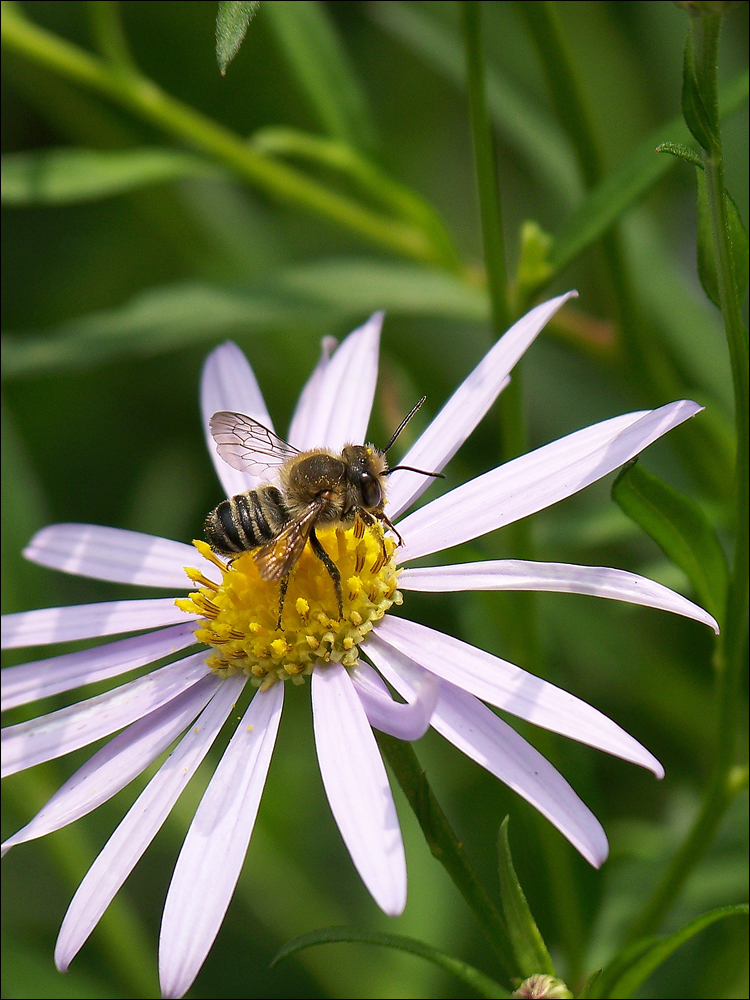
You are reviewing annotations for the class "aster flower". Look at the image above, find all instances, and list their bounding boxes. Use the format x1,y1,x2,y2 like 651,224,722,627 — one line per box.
1,293,717,999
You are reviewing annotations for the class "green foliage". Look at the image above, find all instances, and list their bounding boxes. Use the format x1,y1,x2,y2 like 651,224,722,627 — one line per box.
1,147,219,204
585,905,748,998
272,926,511,999
696,170,749,307
215,0,260,75
497,818,555,978
612,460,728,623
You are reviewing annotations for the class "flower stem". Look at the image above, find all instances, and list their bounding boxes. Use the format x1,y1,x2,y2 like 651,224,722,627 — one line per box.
460,4,586,981
628,10,749,941
376,731,517,979
0,2,458,270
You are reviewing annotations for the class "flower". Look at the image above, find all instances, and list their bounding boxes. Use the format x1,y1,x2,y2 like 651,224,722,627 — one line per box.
1,293,718,998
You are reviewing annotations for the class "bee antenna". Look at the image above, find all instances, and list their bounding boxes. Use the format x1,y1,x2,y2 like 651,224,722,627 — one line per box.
383,396,427,454
387,465,445,479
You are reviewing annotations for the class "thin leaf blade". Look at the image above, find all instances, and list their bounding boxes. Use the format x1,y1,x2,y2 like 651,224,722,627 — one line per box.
612,460,728,623
497,818,555,979
263,0,375,148
216,0,260,75
272,926,511,999
1,147,218,204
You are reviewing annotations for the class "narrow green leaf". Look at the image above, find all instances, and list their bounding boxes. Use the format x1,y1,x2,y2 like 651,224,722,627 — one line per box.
263,0,375,148
0,263,488,379
215,0,260,75
545,70,748,283
269,257,488,319
0,283,330,378
516,220,553,299
696,170,750,308
655,140,703,168
250,126,462,270
1,147,218,204
612,460,728,623
681,27,718,153
370,0,581,207
591,905,748,999
576,968,603,999
271,926,511,999
1,402,50,614
497,818,555,978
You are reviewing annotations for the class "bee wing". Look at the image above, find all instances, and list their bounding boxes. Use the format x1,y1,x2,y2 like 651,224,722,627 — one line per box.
254,502,324,582
210,411,299,477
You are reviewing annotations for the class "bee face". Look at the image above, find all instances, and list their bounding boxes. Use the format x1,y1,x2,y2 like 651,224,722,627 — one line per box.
341,445,387,511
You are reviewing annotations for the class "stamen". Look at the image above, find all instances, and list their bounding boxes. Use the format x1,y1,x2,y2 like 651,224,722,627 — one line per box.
177,524,401,684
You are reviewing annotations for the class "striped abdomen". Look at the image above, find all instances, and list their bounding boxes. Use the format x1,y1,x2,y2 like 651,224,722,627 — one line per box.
204,486,289,557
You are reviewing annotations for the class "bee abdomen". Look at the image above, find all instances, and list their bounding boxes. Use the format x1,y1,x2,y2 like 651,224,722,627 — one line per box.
205,487,289,556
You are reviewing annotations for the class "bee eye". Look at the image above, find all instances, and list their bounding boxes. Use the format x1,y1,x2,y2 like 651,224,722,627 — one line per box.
360,472,381,508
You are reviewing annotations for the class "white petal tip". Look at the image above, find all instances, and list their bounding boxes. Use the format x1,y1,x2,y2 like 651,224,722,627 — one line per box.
54,952,71,974
383,900,406,918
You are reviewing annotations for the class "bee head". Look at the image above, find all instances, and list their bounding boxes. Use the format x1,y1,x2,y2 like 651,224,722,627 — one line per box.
342,445,387,510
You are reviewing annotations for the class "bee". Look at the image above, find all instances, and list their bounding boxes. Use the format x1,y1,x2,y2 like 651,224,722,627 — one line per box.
205,398,441,627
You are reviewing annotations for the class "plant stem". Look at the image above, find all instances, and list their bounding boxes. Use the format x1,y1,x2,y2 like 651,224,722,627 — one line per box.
0,3,457,270
628,11,749,941
460,3,585,981
376,732,517,979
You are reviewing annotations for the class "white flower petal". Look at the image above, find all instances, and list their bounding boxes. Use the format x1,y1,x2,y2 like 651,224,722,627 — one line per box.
1,651,210,777
1,598,193,649
55,672,246,973
201,340,274,496
158,681,283,1000
367,641,608,868
287,335,338,449
400,560,719,633
22,524,210,588
386,292,577,519
2,673,221,855
298,313,383,451
370,618,664,777
396,400,702,563
1,622,198,712
312,661,406,916
350,660,439,741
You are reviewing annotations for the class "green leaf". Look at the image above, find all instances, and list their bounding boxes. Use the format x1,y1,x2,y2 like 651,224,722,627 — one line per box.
545,70,747,284
263,1,375,148
370,0,581,208
576,968,603,999
271,926,511,999
612,460,728,624
250,126,462,269
654,140,703,168
0,262,488,378
1,402,51,614
516,221,553,299
215,0,260,75
0,283,330,378
497,818,555,978
681,27,718,153
1,147,219,204
696,170,750,308
588,905,748,998
270,257,488,319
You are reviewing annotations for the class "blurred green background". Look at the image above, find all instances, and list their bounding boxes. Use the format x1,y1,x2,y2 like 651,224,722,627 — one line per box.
1,2,747,998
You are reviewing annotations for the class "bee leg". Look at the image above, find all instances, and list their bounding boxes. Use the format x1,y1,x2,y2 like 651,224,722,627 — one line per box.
378,512,404,548
309,528,343,620
357,509,390,560
276,574,290,630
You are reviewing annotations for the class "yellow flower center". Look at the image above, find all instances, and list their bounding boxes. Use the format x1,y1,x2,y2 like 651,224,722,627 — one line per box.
177,523,401,687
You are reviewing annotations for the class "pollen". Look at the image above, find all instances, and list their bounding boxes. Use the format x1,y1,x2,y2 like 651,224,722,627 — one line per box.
179,524,401,684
